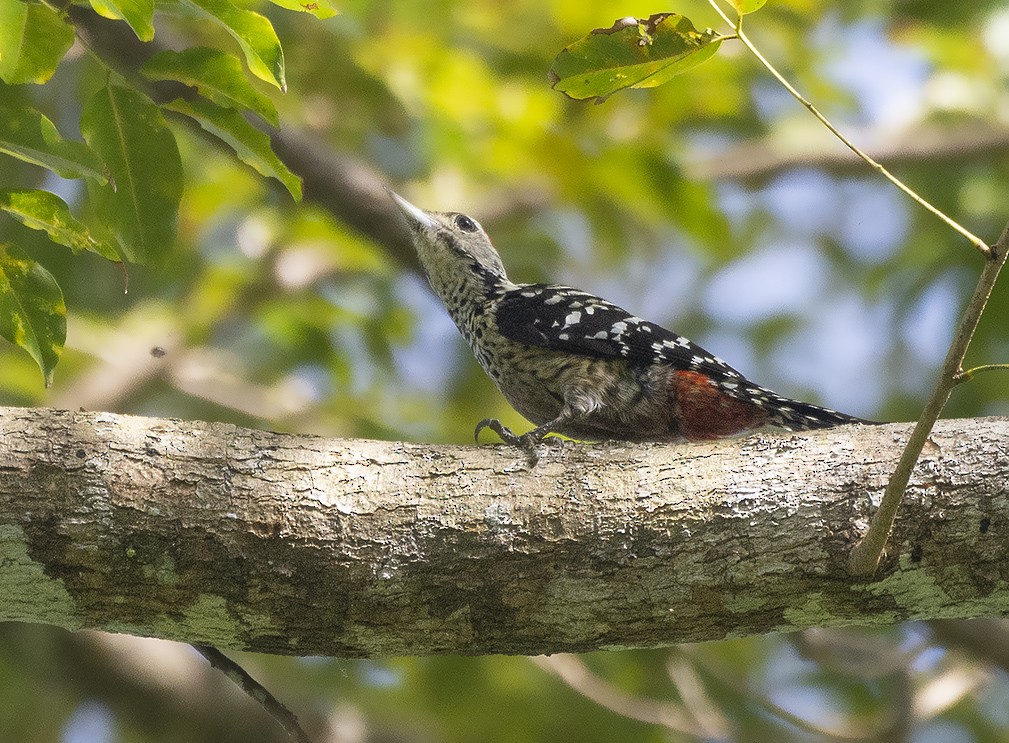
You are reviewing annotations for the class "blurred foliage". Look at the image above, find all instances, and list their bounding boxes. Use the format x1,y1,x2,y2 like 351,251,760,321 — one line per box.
1,0,1009,741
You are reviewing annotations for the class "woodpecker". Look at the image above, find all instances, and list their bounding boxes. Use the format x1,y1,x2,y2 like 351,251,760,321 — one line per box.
390,191,869,466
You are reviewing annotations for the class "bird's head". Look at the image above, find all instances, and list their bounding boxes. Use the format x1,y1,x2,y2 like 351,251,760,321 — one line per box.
389,191,508,287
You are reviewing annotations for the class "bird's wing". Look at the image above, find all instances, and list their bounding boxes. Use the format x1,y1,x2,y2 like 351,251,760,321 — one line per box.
495,284,866,429
494,284,746,381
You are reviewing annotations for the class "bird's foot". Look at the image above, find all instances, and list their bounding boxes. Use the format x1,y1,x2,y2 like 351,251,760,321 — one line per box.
475,418,541,468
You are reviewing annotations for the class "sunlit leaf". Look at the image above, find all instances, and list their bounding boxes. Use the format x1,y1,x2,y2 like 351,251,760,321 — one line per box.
183,0,287,91
0,0,74,84
80,84,183,265
165,96,301,200
87,0,155,41
141,47,279,127
0,102,107,182
731,0,768,15
549,14,722,103
0,189,121,261
0,243,65,386
266,0,338,20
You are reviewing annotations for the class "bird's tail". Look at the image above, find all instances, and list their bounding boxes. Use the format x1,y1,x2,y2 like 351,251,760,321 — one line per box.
735,380,874,431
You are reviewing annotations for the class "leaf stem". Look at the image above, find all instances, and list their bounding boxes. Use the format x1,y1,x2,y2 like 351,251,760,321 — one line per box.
706,0,990,257
849,223,1009,575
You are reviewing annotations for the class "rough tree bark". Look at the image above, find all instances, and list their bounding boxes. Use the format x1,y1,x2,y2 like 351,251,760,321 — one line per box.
1,406,1007,658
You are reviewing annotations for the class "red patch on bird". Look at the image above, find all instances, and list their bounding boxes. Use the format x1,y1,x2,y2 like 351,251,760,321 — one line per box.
671,370,768,441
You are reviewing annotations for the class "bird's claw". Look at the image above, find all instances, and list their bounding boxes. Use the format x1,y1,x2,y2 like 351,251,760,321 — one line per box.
475,418,541,468
475,418,518,445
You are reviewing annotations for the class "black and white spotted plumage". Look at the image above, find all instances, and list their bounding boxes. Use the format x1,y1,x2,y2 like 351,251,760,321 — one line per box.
493,284,860,432
390,191,869,465
495,285,741,379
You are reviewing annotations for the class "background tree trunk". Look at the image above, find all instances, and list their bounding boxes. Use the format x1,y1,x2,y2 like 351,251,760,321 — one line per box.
1,406,1006,657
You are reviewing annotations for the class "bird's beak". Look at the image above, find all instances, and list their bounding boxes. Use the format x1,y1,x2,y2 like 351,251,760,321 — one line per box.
388,189,438,230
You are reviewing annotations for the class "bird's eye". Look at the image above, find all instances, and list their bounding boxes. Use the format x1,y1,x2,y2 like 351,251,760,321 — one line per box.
454,214,478,232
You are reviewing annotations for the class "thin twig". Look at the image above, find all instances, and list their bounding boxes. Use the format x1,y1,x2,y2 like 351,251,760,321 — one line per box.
193,644,312,743
954,363,1009,383
706,0,990,257
849,224,1009,575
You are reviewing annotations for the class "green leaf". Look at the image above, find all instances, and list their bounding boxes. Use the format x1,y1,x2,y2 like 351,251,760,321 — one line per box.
183,0,286,91
80,84,183,265
549,14,723,103
0,0,74,85
87,0,155,42
0,189,121,261
141,47,279,127
165,96,301,200
731,0,768,15
266,0,337,20
0,102,108,182
0,243,66,386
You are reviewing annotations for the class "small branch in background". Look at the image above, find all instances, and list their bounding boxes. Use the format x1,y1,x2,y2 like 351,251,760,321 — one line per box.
193,645,312,743
849,223,1009,575
681,646,880,741
531,655,705,737
663,652,733,738
930,618,1009,676
688,121,1009,184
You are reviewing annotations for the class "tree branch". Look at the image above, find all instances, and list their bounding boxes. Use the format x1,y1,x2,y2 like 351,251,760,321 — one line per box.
2,407,1007,657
